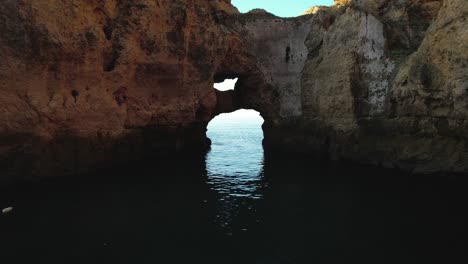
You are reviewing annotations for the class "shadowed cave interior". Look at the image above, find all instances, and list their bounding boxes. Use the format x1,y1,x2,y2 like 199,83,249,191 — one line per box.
1,0,468,262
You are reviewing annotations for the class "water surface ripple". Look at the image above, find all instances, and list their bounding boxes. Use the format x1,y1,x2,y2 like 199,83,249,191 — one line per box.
206,111,265,198
206,110,265,229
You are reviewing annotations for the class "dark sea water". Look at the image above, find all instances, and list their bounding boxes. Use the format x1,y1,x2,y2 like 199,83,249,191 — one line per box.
1,111,467,264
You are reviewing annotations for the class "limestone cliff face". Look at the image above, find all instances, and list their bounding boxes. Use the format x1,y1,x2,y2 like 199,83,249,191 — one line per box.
0,0,467,180
227,0,468,173
294,0,468,173
0,0,240,179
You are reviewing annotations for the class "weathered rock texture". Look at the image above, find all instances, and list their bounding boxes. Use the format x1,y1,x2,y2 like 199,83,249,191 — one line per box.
0,0,467,180
267,0,468,173
0,0,239,180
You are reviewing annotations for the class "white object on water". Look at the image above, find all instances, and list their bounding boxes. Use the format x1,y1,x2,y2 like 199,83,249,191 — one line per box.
2,207,13,214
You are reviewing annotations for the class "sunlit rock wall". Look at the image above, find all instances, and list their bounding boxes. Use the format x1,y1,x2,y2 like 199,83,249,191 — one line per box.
234,13,312,119
0,0,240,180
271,0,468,173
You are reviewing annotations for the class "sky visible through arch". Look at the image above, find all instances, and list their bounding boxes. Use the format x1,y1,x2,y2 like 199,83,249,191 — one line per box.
231,0,334,17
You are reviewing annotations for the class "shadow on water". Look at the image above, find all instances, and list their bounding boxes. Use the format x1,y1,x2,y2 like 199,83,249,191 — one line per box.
0,115,467,263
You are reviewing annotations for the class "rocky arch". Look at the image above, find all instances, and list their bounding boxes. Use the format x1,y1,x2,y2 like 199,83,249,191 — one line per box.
1,0,467,181
204,70,274,149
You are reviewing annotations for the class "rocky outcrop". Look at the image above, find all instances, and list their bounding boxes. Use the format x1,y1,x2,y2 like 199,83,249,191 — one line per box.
0,0,240,180
221,0,468,173
0,0,467,180
273,0,468,173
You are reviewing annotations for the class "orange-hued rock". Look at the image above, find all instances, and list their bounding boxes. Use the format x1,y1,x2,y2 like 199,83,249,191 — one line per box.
0,0,239,134
0,0,244,179
0,0,467,180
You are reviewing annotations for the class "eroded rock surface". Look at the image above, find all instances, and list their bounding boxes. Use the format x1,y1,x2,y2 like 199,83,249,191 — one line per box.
0,0,467,180
282,0,468,173
0,0,240,179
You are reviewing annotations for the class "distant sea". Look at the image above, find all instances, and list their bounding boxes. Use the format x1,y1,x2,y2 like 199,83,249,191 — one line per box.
207,110,265,199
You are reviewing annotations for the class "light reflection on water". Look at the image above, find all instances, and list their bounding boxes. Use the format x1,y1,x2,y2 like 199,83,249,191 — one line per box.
206,110,265,228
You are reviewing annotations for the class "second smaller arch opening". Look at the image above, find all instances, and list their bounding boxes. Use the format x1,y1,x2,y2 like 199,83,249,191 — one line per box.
214,78,239,92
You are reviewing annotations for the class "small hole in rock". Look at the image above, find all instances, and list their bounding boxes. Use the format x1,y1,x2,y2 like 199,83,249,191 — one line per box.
104,52,118,72
71,90,79,103
285,45,291,63
103,24,113,40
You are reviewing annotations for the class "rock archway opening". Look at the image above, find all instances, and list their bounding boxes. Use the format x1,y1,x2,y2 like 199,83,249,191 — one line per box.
212,76,242,117
206,108,265,198
209,77,265,155
208,72,266,200
205,108,265,229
